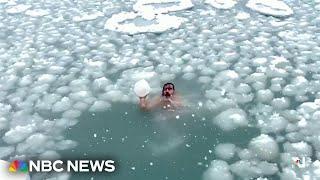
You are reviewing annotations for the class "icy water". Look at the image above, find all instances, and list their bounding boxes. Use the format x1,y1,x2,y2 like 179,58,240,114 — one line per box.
1,0,320,180
62,103,260,180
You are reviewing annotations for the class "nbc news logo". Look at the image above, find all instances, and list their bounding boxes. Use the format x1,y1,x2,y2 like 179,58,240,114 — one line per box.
9,160,28,173
5,159,115,173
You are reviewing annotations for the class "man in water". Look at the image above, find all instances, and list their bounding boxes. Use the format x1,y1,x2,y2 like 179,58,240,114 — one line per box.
139,83,182,111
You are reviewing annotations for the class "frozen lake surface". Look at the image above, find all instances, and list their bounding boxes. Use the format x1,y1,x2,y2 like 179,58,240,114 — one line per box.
1,0,320,179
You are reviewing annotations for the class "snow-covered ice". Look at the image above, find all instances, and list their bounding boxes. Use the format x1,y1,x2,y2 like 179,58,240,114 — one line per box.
246,0,293,17
205,0,238,10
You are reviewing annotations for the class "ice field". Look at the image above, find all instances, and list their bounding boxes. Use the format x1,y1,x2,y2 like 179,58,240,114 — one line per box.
0,0,320,179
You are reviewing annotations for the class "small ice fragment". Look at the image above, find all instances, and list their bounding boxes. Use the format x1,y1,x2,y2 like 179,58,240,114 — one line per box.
198,102,203,107
176,115,180,119
93,133,97,138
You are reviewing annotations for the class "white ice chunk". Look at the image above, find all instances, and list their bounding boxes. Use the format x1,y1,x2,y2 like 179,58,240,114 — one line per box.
52,97,72,113
214,70,239,86
73,11,104,22
92,77,110,91
17,133,51,154
0,0,14,3
235,12,250,20
19,75,33,86
271,97,290,110
105,12,186,34
283,141,313,157
230,160,278,179
62,109,81,119
37,74,56,84
279,168,300,180
256,89,274,103
6,4,31,14
0,117,7,130
205,0,238,9
230,160,262,179
25,9,49,17
0,146,14,158
89,101,111,112
39,150,60,160
214,108,248,131
246,0,293,17
3,124,36,144
203,160,234,180
134,79,151,97
249,134,279,161
258,113,288,133
215,143,236,160
133,0,194,14
238,148,254,160
48,66,65,74
298,102,320,115
56,140,77,150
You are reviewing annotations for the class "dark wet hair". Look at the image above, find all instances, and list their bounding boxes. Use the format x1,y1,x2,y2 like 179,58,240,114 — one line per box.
162,82,175,96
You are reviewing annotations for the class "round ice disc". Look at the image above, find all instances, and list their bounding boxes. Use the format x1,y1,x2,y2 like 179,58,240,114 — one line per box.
134,79,151,97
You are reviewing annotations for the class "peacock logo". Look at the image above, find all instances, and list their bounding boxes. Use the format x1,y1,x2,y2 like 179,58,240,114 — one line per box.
8,160,28,173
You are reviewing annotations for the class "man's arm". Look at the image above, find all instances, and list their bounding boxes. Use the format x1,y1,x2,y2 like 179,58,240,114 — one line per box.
168,94,183,108
139,96,162,110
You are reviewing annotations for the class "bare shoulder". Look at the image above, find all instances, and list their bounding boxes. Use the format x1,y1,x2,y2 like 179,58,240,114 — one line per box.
173,92,182,100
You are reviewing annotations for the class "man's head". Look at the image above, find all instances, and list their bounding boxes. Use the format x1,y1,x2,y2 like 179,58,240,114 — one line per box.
162,83,175,98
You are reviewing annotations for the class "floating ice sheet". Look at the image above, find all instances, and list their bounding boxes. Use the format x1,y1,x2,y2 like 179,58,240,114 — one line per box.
73,11,104,22
205,0,238,9
105,12,186,34
133,0,194,14
25,9,49,17
246,0,293,17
